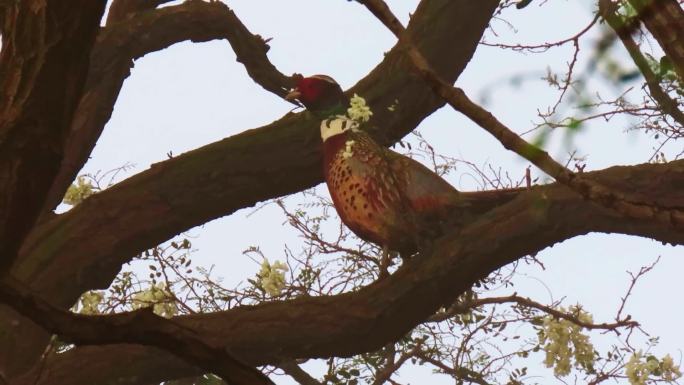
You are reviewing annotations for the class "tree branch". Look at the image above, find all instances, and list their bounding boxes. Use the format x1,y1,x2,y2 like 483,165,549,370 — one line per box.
43,0,294,216
5,1,294,375
106,0,174,25
356,0,684,229
279,361,323,385
627,0,684,81
7,0,499,377
370,345,416,385
14,160,684,385
0,277,271,385
414,351,492,385
17,0,498,313
0,0,106,271
599,0,684,128
429,294,639,330
164,376,226,385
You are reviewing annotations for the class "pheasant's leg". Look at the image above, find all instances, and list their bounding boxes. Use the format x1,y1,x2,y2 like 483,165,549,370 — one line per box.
379,245,392,279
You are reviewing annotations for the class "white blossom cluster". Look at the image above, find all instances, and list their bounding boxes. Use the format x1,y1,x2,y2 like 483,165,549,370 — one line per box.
77,290,104,315
625,350,682,385
538,305,596,376
347,94,373,123
132,283,177,318
257,259,288,296
342,139,356,159
63,176,94,206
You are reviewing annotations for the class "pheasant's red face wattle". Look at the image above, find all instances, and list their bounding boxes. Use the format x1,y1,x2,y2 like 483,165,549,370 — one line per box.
286,75,347,114
294,77,327,105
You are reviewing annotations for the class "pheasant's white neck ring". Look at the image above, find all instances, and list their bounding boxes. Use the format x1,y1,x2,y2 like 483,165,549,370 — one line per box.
320,116,359,142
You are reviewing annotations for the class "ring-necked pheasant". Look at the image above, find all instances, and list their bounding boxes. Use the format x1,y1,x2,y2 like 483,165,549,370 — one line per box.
286,74,516,255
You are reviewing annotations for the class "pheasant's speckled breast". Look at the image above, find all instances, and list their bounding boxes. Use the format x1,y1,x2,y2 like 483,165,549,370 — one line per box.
322,130,419,252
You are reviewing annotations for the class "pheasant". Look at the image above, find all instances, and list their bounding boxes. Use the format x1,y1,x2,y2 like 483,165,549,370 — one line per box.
285,75,513,255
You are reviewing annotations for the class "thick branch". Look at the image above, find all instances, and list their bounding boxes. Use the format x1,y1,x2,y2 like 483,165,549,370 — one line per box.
43,0,293,215
106,0,173,25
600,0,684,127
15,160,684,385
7,0,498,378
164,376,226,385
0,0,105,271
627,0,684,81
0,278,270,385
3,1,295,376
18,0,497,311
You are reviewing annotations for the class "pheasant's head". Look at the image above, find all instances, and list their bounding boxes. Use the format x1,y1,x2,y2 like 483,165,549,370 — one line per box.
286,74,348,118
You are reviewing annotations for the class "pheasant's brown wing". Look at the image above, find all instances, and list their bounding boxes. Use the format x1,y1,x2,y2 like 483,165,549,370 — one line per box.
384,149,465,217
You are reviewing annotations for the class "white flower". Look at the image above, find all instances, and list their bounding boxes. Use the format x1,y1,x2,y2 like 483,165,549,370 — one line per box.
626,351,650,385
662,354,682,381
626,351,682,385
258,259,289,296
78,291,103,315
347,94,373,122
132,283,177,318
538,305,595,376
63,176,94,206
342,140,356,159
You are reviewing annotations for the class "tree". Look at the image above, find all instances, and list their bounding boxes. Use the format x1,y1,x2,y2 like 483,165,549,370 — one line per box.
0,0,683,384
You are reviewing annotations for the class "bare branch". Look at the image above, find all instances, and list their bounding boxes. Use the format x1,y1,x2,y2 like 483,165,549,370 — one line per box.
279,361,322,385
370,345,416,385
415,351,492,385
106,0,173,25
616,256,660,320
430,294,639,330
43,0,293,214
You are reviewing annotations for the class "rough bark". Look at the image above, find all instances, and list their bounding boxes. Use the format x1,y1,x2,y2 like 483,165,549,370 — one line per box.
14,159,684,385
0,0,105,271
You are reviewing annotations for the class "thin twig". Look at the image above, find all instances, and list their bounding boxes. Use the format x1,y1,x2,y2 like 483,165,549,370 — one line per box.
428,294,639,331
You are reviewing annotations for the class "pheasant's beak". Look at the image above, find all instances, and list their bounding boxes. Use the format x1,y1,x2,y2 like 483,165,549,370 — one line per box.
285,88,301,101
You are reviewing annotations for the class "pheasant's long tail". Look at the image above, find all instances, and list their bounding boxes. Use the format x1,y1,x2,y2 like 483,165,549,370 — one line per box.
457,187,526,216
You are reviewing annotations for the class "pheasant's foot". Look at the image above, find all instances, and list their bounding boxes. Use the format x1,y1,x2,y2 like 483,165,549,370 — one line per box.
378,245,391,279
